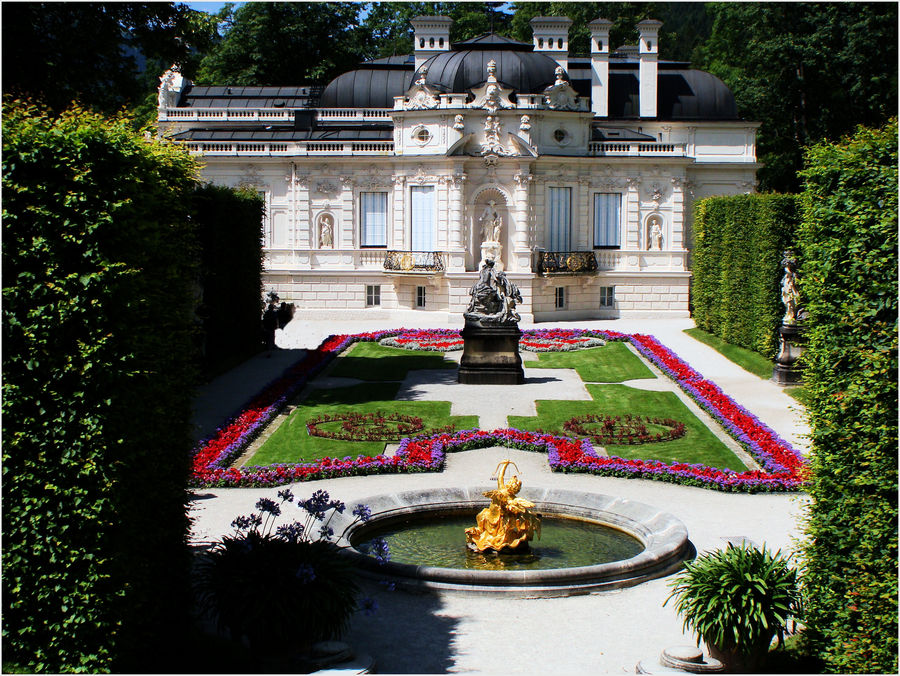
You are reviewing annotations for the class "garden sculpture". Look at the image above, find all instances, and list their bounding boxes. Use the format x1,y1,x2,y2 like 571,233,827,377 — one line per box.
464,259,522,324
780,252,801,324
465,459,541,553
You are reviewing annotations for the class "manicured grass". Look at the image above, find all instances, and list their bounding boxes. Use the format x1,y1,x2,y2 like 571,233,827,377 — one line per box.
524,342,656,382
684,327,775,379
784,386,809,406
328,341,457,381
509,384,750,471
246,382,478,465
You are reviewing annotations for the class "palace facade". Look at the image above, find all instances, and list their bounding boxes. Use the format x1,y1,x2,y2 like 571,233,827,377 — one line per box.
158,16,759,322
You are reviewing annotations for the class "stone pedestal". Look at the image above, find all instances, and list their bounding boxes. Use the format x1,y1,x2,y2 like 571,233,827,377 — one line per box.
458,319,524,384
480,241,503,270
772,322,805,385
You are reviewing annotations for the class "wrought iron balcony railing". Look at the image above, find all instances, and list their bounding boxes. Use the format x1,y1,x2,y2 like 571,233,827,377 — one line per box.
383,251,446,273
533,251,599,275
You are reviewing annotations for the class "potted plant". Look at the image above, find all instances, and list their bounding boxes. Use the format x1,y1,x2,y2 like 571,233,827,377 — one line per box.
193,489,387,665
665,543,801,673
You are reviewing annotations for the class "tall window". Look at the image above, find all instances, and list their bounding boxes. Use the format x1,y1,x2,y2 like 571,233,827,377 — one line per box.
410,186,435,251
548,187,571,251
599,286,615,307
360,192,388,247
366,285,381,307
594,193,621,248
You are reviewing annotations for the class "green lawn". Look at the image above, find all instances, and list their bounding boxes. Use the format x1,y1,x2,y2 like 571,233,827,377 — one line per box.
684,328,808,405
683,327,774,379
246,381,478,465
524,341,656,382
328,341,457,381
509,384,750,471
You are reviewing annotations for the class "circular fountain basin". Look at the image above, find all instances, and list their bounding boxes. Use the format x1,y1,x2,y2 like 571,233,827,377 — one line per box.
336,487,691,596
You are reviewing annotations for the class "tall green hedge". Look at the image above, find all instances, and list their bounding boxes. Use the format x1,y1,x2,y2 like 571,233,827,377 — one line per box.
798,120,898,673
193,184,264,376
692,194,800,359
2,101,200,672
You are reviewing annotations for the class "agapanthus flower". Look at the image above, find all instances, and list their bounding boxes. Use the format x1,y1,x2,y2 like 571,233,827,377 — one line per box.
352,504,372,522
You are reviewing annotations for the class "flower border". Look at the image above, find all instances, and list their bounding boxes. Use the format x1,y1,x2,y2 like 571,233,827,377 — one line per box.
190,329,807,492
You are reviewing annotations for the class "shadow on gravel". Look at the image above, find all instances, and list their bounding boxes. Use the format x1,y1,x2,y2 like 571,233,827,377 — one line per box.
344,583,458,673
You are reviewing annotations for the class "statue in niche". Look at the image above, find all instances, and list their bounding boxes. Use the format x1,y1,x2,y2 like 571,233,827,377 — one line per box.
479,200,503,243
780,251,801,325
647,216,663,250
465,259,522,325
318,214,334,248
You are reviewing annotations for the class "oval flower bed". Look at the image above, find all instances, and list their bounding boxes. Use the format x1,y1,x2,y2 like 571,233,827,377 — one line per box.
306,411,455,442
190,328,807,492
561,414,686,445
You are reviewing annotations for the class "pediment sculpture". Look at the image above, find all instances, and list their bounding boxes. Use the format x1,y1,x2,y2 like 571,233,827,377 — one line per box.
158,65,185,110
469,60,515,114
543,67,581,111
403,67,440,110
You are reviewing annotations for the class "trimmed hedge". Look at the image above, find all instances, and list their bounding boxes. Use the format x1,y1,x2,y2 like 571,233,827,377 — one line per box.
692,194,800,359
2,101,200,672
797,120,898,673
193,184,264,376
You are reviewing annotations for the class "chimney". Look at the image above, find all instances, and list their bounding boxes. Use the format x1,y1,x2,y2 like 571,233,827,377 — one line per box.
410,16,452,71
588,18,613,117
530,16,573,71
637,19,662,118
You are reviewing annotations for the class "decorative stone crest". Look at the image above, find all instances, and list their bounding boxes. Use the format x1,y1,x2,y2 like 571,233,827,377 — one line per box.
469,60,514,113
480,115,512,157
543,67,581,110
453,114,465,131
237,164,262,189
519,115,532,133
315,180,340,196
403,67,440,110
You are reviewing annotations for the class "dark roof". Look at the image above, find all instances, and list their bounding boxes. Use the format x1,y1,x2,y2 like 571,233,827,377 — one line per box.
318,67,414,108
418,46,560,95
180,85,314,108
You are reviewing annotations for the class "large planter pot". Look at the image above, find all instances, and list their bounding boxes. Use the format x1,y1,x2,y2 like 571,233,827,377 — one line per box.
706,636,773,673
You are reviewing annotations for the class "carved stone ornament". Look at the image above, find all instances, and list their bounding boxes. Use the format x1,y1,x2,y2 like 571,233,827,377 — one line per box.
157,65,184,109
513,172,533,188
315,181,340,196
403,67,440,110
649,182,664,203
519,114,532,132
469,60,515,114
480,115,512,157
317,213,335,248
543,67,581,111
237,164,262,189
453,114,466,131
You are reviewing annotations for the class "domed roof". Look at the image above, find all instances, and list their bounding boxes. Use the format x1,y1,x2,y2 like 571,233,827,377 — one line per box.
418,34,562,95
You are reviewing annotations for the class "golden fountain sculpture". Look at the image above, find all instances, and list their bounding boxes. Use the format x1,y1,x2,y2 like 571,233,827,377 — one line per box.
465,460,542,553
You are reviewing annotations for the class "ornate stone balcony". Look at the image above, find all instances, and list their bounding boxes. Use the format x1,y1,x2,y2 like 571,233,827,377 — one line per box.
533,251,599,275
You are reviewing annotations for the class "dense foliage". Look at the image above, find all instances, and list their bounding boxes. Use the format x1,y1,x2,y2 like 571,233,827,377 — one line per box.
1,2,218,116
2,100,200,672
691,194,800,359
695,2,898,192
193,184,264,376
797,120,898,673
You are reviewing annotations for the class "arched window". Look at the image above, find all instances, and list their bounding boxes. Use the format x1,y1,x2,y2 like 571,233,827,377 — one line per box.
538,38,544,48
429,37,434,47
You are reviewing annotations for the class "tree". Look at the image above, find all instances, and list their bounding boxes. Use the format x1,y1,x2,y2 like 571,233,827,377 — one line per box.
1,2,218,115
695,2,898,192
509,2,710,61
194,2,364,85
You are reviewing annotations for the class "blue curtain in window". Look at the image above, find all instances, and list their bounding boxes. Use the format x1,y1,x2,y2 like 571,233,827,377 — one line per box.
410,186,434,251
593,193,621,247
548,187,571,251
360,192,387,246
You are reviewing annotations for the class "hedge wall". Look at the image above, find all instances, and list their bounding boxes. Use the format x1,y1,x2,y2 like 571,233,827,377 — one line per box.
193,184,264,376
692,194,800,359
798,120,898,673
2,101,200,672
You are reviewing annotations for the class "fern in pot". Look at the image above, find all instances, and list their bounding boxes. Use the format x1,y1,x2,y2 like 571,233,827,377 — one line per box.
665,543,801,673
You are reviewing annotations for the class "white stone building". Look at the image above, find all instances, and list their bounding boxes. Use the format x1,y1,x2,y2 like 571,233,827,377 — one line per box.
158,16,758,322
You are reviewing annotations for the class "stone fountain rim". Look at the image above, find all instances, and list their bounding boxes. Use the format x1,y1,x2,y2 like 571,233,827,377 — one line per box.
334,486,690,593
